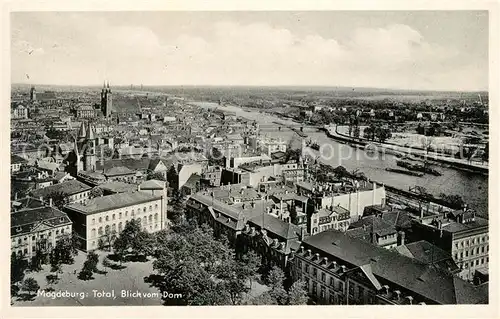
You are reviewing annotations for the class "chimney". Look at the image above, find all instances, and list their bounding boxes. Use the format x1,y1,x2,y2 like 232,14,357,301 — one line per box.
323,257,328,265
307,249,311,256
383,285,389,295
138,184,141,191
315,253,320,260
399,231,405,246
332,261,337,268
39,196,43,202
341,265,346,273
49,198,53,207
394,290,401,301
300,227,305,240
406,296,413,305
300,246,304,253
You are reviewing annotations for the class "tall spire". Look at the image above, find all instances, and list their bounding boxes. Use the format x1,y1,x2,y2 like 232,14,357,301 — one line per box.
107,81,110,89
78,121,87,138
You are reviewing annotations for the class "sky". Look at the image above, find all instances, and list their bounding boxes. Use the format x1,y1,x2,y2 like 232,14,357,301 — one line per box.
11,11,489,91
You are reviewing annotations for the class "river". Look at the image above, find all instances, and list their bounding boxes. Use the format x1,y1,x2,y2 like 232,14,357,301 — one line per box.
191,101,488,217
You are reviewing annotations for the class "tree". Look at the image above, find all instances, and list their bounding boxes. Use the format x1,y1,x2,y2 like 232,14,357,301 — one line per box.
287,280,309,305
102,257,112,275
333,165,349,179
89,187,104,199
439,193,466,209
375,126,392,143
353,125,360,138
29,249,46,272
112,235,127,264
22,278,40,295
240,251,260,288
266,266,287,304
45,191,69,210
363,125,375,141
11,252,28,284
49,249,63,279
147,171,166,181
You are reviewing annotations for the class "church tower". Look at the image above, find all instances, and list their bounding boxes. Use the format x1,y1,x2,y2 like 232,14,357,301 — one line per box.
83,122,97,171
101,81,112,117
30,86,36,101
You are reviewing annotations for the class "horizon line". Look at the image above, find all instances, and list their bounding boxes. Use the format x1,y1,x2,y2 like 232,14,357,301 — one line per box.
11,83,489,94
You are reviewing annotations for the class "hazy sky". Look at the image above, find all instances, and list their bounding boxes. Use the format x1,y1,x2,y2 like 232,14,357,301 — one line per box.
11,11,488,91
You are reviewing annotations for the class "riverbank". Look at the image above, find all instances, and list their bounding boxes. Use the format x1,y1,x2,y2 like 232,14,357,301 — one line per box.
324,125,488,176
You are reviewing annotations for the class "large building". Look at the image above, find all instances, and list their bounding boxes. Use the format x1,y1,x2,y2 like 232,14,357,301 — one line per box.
411,209,489,281
11,104,29,120
30,179,92,205
11,204,73,259
291,229,488,305
64,191,167,251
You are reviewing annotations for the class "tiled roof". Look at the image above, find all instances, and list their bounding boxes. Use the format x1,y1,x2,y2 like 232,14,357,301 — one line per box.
65,191,162,215
30,180,91,198
302,229,486,304
11,206,71,236
99,181,138,194
11,154,28,164
140,179,166,190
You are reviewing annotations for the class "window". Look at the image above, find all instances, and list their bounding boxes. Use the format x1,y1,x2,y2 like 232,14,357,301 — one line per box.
131,210,134,217
98,227,103,235
92,218,95,225
321,287,326,299
61,229,64,234
476,259,479,266
155,204,158,210
330,293,335,304
112,214,116,220
32,235,35,240
56,230,59,235
313,268,317,276
105,225,110,234
119,212,122,219
312,282,317,295
91,229,96,238
349,283,354,297
143,207,146,213
465,250,469,257
305,264,309,273
106,215,109,222
112,224,116,232
125,211,128,217
118,222,123,232
154,213,158,221
330,278,334,286
99,217,102,223
358,286,364,300
298,260,302,268
18,239,21,245
148,215,152,223
321,272,326,283
149,205,152,211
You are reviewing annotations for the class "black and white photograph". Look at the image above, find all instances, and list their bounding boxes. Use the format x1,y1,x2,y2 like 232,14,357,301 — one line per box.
4,1,497,315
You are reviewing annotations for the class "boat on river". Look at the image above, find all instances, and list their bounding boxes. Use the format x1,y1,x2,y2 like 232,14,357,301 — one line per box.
396,160,442,176
385,168,424,177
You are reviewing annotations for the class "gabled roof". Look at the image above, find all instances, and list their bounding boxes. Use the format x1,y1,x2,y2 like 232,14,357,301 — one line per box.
11,206,71,236
303,229,487,304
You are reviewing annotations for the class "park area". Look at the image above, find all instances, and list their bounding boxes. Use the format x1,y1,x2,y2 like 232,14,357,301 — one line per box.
12,249,271,307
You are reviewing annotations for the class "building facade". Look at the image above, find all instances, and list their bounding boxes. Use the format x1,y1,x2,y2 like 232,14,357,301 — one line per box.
64,191,166,251
11,205,73,259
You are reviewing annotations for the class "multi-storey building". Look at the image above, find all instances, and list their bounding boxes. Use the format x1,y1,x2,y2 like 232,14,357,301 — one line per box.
291,229,488,305
30,179,92,205
11,204,73,259
64,191,166,251
11,104,29,120
411,209,489,281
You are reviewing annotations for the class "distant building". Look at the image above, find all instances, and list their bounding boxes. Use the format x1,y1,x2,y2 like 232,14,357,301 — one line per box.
76,103,97,118
64,191,166,251
11,154,28,172
11,104,29,120
11,204,73,259
101,81,113,117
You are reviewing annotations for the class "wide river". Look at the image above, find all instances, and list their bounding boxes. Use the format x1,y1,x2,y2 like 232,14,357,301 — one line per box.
191,101,488,217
